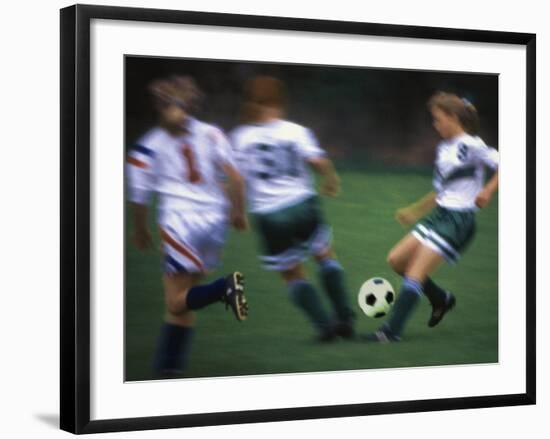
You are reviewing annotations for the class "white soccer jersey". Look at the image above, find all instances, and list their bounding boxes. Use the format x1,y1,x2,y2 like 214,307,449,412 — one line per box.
433,133,499,210
230,119,325,214
126,117,235,216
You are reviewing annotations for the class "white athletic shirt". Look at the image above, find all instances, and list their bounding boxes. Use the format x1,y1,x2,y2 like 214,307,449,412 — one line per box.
230,119,325,214
126,118,235,214
433,133,499,210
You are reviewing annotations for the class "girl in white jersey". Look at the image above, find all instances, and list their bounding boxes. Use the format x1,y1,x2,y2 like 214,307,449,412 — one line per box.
127,75,249,377
231,76,355,342
365,92,499,342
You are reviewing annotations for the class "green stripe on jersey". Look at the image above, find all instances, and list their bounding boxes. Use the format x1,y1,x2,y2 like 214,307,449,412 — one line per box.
443,165,476,183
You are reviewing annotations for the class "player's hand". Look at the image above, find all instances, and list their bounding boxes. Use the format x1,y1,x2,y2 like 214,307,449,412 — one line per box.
321,175,341,197
133,228,153,251
395,207,418,226
231,212,249,231
475,189,492,208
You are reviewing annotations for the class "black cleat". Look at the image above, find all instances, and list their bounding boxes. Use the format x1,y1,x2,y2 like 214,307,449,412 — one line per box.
361,328,401,343
334,320,356,340
428,292,456,328
222,272,248,321
316,327,338,343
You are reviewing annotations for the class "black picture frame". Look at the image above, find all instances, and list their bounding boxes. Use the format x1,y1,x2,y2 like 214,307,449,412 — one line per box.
60,4,536,434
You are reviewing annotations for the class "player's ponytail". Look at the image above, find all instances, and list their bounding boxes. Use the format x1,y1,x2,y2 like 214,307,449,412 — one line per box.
460,98,480,136
428,92,480,136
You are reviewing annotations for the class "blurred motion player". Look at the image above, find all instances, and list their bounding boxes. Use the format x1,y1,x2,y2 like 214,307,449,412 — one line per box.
127,75,249,377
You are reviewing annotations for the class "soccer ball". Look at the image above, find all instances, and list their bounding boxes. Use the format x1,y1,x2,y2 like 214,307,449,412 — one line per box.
358,277,395,318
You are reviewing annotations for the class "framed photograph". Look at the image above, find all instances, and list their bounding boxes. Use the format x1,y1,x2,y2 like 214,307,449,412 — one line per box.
60,4,536,434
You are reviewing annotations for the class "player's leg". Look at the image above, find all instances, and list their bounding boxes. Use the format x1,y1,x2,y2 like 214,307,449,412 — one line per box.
297,196,355,337
160,210,247,320
364,245,444,342
153,271,199,377
386,246,444,336
253,201,333,340
164,272,242,315
423,278,455,327
281,263,334,342
314,247,355,338
386,233,422,275
154,269,247,377
153,212,247,377
387,232,450,325
413,208,475,327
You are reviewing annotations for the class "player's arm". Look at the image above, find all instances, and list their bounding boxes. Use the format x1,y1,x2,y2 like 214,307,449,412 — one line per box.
127,143,156,250
130,202,153,250
475,171,499,208
297,126,340,197
474,144,499,209
307,156,340,197
395,191,437,226
221,162,248,231
218,130,248,231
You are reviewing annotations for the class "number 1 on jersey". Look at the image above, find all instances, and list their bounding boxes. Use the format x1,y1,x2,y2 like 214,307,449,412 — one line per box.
181,144,202,183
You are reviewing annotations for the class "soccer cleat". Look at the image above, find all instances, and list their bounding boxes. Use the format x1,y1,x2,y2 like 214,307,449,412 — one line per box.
428,292,456,328
315,326,338,343
361,328,401,343
334,319,356,340
222,272,248,321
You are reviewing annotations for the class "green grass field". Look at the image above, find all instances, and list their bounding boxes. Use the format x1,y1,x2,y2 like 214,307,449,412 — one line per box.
125,167,498,381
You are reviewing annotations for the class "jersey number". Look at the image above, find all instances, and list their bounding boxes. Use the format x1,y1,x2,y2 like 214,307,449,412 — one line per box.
254,142,299,180
181,144,202,183
457,143,469,162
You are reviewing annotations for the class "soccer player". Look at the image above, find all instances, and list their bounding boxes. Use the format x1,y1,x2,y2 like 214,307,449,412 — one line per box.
127,75,249,377
230,76,355,342
364,91,499,342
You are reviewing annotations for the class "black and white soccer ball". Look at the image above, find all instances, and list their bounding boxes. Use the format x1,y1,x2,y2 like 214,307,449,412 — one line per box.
358,277,395,318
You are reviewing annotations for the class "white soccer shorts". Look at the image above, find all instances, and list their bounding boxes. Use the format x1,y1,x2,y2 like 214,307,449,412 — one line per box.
158,209,228,274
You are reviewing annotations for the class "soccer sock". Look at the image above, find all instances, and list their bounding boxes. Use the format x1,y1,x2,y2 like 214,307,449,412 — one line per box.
288,279,332,334
423,277,448,307
385,277,423,337
185,277,227,310
153,322,194,375
318,258,355,322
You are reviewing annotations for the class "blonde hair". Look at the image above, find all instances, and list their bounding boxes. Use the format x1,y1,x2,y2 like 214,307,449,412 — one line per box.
428,91,480,135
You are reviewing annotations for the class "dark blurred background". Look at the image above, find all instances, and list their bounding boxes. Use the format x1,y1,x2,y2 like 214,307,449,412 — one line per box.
126,56,498,167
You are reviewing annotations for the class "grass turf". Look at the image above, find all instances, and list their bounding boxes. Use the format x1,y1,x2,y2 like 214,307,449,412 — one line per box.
125,167,498,381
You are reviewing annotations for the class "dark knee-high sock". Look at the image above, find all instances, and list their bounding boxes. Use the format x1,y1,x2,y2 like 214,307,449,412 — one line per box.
153,323,194,376
318,258,354,322
423,277,447,307
288,279,332,334
384,277,423,337
185,277,227,310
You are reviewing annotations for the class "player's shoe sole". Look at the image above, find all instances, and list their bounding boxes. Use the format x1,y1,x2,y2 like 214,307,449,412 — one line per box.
223,272,248,321
428,292,456,328
361,329,401,343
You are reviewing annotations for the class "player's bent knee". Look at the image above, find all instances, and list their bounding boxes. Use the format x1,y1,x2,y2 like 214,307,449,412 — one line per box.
165,298,187,316
164,289,192,316
386,251,405,275
165,309,195,326
386,251,397,268
314,247,334,263
281,264,305,283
